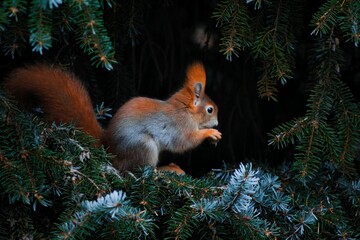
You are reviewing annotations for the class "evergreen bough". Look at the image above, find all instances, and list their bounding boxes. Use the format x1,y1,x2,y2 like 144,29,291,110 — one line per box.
213,0,360,102
0,0,116,70
0,90,359,239
214,0,360,183
0,1,360,239
213,0,300,100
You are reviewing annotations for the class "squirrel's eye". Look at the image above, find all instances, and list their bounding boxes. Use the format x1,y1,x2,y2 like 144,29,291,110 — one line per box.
206,106,214,114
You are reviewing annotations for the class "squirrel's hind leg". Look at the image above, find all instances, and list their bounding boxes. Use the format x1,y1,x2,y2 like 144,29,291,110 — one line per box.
111,137,160,172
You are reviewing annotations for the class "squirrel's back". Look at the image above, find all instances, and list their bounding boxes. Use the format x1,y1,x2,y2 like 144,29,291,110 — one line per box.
4,64,103,140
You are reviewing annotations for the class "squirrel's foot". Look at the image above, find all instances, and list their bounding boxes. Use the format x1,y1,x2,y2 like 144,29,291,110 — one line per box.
157,163,185,175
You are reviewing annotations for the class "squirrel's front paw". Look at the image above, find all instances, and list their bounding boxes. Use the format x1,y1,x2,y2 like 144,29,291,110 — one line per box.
206,129,222,144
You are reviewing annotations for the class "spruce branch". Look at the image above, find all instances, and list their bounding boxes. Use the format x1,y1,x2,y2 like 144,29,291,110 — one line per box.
214,0,298,100
331,79,360,175
256,65,279,101
47,0,63,9
293,121,323,181
338,0,360,46
311,0,340,37
54,190,155,239
222,163,259,211
0,7,8,31
0,1,359,238
245,0,269,10
312,0,360,47
190,198,224,223
165,205,199,240
1,99,358,239
2,0,27,22
70,0,116,70
269,32,360,182
1,0,28,58
268,117,309,148
28,0,53,54
0,0,116,69
213,0,252,61
2,25,27,58
252,0,296,100
340,179,360,223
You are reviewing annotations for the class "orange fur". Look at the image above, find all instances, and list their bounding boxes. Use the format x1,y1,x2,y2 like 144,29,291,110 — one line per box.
4,62,221,172
185,62,206,88
106,62,221,171
4,65,103,140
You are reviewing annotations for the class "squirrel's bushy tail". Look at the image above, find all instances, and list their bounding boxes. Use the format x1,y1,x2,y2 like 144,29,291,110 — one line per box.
4,64,103,140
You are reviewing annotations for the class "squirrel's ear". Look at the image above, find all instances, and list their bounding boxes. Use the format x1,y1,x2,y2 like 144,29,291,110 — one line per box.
193,82,202,106
185,62,206,94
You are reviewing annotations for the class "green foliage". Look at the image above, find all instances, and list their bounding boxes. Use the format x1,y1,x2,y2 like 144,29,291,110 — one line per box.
214,1,360,232
0,91,359,239
70,0,116,70
28,0,53,55
213,0,301,100
268,35,360,182
0,0,116,70
310,0,341,37
0,0,27,58
214,0,360,183
311,0,360,46
212,0,252,60
0,89,114,238
213,0,360,101
53,190,156,239
0,1,360,239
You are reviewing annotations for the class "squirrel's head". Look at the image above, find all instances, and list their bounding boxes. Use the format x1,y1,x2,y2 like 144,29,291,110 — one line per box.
184,62,219,129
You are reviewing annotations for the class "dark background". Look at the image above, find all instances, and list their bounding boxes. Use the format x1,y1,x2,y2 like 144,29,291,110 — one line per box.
0,0,359,176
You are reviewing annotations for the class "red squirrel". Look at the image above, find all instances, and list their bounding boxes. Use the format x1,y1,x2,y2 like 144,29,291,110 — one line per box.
4,63,222,173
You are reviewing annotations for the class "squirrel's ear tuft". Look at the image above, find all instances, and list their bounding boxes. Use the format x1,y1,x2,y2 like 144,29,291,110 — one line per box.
185,62,206,93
